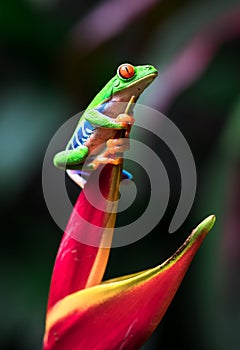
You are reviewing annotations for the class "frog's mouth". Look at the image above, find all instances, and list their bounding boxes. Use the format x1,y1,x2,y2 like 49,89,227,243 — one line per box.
111,72,158,103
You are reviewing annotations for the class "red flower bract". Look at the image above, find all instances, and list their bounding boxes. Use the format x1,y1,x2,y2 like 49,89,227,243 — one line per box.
43,162,215,350
47,164,122,310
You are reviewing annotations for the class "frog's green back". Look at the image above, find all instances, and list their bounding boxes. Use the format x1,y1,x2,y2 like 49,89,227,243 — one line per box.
74,77,115,132
85,78,115,112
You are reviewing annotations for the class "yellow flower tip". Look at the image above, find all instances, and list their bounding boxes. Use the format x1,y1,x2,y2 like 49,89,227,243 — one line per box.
195,214,216,234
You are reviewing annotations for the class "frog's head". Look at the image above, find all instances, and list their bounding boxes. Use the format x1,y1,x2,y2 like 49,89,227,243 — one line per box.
110,63,158,102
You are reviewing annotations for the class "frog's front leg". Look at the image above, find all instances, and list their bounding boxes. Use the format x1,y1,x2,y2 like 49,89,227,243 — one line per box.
53,145,89,169
86,111,134,167
85,109,134,131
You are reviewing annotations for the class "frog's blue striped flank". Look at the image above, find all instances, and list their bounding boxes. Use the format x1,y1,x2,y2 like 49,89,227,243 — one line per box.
68,103,110,150
68,120,95,150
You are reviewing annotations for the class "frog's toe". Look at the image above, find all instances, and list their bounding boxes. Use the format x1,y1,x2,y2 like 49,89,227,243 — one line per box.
106,138,130,154
115,113,135,126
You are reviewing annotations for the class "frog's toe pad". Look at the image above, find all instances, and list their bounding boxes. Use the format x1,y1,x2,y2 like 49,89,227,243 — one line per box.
115,113,135,126
106,138,130,154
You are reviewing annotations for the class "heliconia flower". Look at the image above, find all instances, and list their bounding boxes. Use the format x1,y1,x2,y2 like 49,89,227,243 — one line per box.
43,163,215,350
46,164,122,310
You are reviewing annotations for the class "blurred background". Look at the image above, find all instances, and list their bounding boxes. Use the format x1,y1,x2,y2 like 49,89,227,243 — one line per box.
1,0,240,349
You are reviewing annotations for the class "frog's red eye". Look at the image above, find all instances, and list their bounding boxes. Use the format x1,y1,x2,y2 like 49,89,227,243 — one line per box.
118,63,135,79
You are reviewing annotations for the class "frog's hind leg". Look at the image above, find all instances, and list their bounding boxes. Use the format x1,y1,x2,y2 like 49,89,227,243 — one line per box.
53,146,88,169
66,169,88,188
106,138,130,154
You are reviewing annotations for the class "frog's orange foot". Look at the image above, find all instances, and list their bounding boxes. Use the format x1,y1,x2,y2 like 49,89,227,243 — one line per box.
106,138,130,154
115,113,135,128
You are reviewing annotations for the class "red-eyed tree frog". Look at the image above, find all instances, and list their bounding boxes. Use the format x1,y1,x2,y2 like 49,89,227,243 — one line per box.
53,63,158,188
